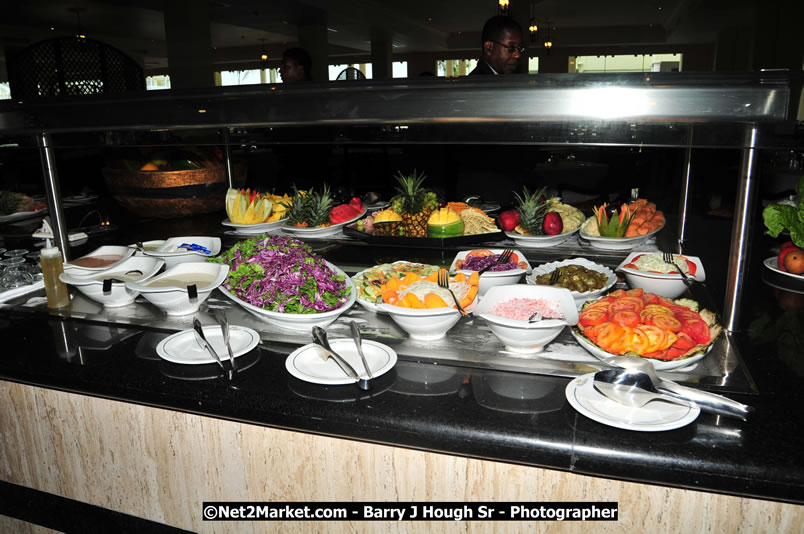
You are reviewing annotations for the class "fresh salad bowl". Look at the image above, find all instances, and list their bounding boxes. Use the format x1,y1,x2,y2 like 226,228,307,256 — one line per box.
476,284,578,355
449,248,531,296
352,261,440,313
616,252,706,299
126,262,229,315
213,235,355,331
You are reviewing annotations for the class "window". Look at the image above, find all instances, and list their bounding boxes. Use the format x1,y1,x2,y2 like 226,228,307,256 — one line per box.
573,54,682,73
145,75,171,90
0,82,11,99
436,59,477,77
329,64,372,81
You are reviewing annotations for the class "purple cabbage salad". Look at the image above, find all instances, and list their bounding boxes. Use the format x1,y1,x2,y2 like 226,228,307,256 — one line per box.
210,235,350,314
461,253,518,272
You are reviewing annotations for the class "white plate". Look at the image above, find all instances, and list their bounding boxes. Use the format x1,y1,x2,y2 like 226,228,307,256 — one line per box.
565,373,700,431
579,225,664,250
527,258,617,305
281,207,367,237
221,218,286,235
570,328,708,371
505,228,578,248
0,208,48,223
285,338,397,385
763,256,804,281
156,325,260,365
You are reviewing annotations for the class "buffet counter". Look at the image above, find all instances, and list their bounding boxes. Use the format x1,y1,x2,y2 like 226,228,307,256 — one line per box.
1,233,802,533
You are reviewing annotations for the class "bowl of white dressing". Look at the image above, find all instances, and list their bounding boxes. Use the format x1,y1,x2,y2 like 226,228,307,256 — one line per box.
126,262,229,315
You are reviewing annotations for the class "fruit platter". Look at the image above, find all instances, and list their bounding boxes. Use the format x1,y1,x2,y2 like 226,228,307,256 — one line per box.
281,185,366,238
0,190,48,223
579,199,666,250
571,288,722,370
223,187,291,234
500,186,585,248
344,170,504,246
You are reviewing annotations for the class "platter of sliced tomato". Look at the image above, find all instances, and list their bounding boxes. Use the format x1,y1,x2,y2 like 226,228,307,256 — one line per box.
572,287,723,371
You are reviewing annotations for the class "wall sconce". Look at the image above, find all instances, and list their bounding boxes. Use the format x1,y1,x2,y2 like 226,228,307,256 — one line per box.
543,20,553,55
259,38,268,63
498,0,510,15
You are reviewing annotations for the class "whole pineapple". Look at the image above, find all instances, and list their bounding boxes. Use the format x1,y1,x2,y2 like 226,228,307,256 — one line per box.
284,185,333,227
513,186,549,235
306,185,334,227
390,170,438,237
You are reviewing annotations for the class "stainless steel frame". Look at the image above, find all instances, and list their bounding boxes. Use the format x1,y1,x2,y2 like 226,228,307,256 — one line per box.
1,72,802,330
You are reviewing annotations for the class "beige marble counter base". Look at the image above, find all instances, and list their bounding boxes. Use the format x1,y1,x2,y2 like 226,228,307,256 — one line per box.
1,380,801,533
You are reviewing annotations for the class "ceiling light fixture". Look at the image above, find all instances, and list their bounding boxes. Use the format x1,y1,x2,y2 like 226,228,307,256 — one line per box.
498,0,510,15
543,19,553,54
68,7,86,39
259,38,268,62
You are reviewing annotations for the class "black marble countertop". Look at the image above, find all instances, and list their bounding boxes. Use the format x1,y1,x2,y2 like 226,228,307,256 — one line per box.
1,215,803,505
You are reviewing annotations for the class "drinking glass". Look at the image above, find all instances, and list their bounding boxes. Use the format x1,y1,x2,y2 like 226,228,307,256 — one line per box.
0,257,34,288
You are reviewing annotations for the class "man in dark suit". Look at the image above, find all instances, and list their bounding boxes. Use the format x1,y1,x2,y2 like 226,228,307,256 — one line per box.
470,16,524,75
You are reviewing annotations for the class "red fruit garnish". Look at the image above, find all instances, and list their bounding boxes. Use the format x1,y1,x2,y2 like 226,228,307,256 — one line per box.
543,212,563,235
330,204,361,225
498,210,520,232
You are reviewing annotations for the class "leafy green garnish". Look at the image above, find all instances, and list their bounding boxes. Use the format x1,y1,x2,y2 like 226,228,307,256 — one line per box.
763,176,804,248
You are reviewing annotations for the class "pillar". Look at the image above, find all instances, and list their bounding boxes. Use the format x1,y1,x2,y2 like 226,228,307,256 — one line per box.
298,21,328,82
371,30,393,80
163,0,214,88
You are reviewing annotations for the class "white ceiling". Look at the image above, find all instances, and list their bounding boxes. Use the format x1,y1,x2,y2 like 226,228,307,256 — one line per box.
0,0,756,74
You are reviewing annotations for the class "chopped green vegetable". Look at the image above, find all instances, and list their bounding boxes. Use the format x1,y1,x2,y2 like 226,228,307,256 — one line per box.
763,176,804,248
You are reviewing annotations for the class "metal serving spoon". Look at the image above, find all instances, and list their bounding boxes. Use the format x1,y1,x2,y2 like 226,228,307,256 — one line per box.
600,355,752,420
593,369,691,408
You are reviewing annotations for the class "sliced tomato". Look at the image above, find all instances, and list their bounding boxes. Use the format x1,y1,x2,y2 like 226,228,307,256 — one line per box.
641,304,673,319
643,349,671,360
579,307,609,327
609,289,627,298
466,249,493,258
681,318,711,345
670,306,701,322
610,309,640,328
596,322,626,352
627,327,650,354
584,299,613,312
640,292,658,304
648,313,682,332
609,296,645,314
624,263,639,270
635,324,668,353
671,332,696,351
580,322,608,341
666,347,689,360
625,288,644,297
685,259,697,276
659,330,678,350
608,326,635,354
655,296,676,307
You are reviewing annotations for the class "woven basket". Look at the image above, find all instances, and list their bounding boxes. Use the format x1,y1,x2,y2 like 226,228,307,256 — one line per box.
102,164,245,219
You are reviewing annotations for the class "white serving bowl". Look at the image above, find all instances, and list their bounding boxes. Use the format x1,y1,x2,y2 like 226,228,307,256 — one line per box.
579,224,664,250
449,248,531,296
63,245,135,272
126,262,229,315
527,257,617,306
376,303,465,340
476,284,578,355
59,256,165,307
143,236,221,268
616,252,706,299
217,261,355,332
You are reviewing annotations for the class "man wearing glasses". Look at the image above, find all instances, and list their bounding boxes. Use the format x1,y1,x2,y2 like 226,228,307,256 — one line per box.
470,16,524,75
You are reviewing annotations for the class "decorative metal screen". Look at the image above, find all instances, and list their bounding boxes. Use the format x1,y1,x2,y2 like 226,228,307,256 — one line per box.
8,36,145,99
